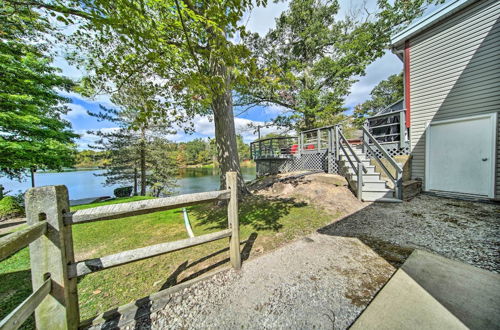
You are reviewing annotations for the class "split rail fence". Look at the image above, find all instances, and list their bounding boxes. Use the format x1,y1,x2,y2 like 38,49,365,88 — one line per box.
0,172,241,330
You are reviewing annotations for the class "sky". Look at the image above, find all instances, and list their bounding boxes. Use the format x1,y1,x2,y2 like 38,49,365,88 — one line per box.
57,0,403,149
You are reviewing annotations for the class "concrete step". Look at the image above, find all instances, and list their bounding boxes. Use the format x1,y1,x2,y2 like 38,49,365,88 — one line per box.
361,190,395,200
340,164,377,175
352,180,388,190
363,197,403,203
339,155,370,164
345,173,382,183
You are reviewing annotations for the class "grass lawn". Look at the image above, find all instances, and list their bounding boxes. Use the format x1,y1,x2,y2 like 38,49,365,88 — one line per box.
0,194,334,328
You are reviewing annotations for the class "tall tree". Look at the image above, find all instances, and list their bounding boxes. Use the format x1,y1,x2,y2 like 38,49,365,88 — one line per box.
0,4,77,180
148,138,178,197
353,72,403,127
237,0,442,131
9,0,270,193
88,78,176,196
90,127,142,195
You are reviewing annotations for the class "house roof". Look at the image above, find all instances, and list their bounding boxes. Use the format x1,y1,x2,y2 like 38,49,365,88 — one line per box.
390,0,479,48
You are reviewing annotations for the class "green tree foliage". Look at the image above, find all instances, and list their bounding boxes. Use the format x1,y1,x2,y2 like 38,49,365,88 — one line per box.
236,135,250,161
10,0,269,192
237,0,442,131
75,150,108,168
148,138,177,197
353,72,404,127
239,0,380,130
88,76,177,196
0,4,77,179
0,196,24,220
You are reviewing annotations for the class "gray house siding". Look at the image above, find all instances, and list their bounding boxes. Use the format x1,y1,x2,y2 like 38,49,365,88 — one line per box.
407,0,500,197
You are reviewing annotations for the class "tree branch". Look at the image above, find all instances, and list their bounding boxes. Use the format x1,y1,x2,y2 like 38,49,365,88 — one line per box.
174,0,202,73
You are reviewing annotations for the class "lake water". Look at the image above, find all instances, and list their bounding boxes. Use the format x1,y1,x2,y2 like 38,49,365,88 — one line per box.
0,167,256,201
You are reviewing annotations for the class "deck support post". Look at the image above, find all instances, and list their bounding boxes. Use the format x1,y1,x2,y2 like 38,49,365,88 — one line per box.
327,128,332,173
316,129,320,150
334,125,340,161
357,162,363,201
25,185,79,330
396,171,403,200
226,172,241,270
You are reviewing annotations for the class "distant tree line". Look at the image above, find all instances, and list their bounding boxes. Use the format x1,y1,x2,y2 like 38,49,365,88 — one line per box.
75,136,252,169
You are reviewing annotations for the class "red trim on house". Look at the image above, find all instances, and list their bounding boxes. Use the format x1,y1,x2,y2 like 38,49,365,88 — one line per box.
404,40,411,128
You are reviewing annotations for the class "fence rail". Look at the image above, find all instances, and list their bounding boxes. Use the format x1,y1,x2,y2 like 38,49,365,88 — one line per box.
0,277,51,330
0,221,47,261
1,172,241,330
66,190,231,224
68,229,232,278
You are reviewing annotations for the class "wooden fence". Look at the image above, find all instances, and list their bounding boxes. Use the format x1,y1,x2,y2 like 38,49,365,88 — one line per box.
0,172,241,330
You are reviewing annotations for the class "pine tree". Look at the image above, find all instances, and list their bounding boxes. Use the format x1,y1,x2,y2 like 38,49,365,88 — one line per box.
0,4,77,180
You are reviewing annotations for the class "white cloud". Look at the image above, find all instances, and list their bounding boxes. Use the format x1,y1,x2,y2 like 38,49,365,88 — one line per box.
344,51,402,109
76,127,122,149
244,1,289,36
64,103,88,119
58,89,118,109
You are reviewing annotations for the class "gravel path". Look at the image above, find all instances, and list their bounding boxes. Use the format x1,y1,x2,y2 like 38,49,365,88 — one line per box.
89,183,499,329
115,235,394,330
320,194,500,273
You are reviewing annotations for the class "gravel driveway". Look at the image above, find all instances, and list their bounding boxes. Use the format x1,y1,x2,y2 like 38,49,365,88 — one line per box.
89,192,499,329
99,235,395,330
320,194,500,273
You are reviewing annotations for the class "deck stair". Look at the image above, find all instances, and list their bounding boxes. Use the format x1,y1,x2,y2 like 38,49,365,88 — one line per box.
339,146,399,202
337,127,404,203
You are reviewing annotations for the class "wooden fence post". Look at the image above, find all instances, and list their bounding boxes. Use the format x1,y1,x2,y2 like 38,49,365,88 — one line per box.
226,172,241,270
25,185,79,330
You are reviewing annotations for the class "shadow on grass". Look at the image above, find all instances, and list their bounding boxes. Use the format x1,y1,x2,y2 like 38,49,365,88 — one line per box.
0,269,34,330
83,233,259,329
192,195,307,232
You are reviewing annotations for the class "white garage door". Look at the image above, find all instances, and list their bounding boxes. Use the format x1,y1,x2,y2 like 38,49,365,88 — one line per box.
425,113,496,197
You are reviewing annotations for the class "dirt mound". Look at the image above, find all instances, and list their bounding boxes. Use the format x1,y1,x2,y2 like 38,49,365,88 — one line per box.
252,172,364,216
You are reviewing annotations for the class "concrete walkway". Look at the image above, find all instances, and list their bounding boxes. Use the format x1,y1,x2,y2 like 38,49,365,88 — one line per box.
352,250,500,329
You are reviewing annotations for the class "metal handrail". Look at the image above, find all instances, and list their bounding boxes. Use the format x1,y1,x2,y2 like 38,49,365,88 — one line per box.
301,125,336,134
369,122,401,129
362,126,403,199
368,109,405,119
362,127,403,173
252,136,297,143
363,141,396,182
337,129,367,174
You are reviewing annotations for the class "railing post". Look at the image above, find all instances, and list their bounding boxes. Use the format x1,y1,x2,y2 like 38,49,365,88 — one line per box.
334,125,340,161
362,121,368,154
399,110,406,149
327,128,332,173
25,185,79,330
396,171,403,200
316,129,320,150
357,162,363,201
299,132,303,156
226,172,241,270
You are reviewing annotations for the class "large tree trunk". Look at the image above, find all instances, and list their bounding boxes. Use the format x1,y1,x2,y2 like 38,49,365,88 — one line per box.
210,61,249,194
140,128,147,196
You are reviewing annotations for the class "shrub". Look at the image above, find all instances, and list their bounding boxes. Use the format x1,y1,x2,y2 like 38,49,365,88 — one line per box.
0,196,25,221
114,186,133,198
